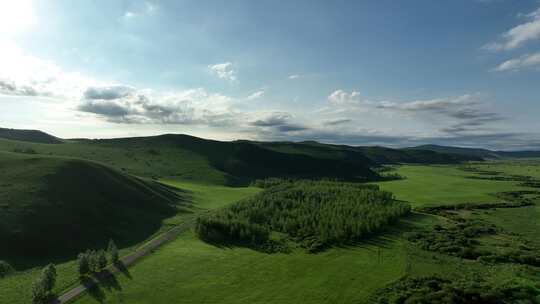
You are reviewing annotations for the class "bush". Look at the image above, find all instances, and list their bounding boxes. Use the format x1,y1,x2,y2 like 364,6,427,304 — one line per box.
369,275,540,304
0,260,14,277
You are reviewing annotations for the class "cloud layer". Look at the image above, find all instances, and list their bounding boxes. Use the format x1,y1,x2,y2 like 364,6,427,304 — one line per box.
484,7,540,51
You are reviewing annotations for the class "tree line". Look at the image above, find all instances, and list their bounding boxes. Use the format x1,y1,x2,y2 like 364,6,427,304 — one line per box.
196,180,411,252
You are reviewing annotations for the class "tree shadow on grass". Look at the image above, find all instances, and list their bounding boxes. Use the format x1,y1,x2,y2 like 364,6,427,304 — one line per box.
80,276,105,303
114,261,132,280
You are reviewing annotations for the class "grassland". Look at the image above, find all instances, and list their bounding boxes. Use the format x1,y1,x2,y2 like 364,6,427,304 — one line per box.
375,165,530,207
73,215,436,304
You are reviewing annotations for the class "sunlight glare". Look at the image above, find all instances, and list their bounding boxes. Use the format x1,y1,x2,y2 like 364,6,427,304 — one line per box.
0,0,37,34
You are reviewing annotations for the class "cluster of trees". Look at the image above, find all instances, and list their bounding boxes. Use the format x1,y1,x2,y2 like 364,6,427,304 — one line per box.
77,239,119,276
0,260,14,278
196,180,410,252
369,275,540,303
31,264,56,304
405,219,497,259
406,218,540,267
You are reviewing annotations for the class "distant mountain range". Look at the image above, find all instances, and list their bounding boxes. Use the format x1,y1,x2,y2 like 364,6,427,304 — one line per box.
1,127,538,186
407,144,540,159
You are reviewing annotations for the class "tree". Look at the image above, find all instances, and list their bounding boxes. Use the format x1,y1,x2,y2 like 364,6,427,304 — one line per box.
31,264,56,304
0,260,14,278
41,264,56,293
31,281,47,304
108,239,119,264
97,250,108,271
87,250,98,273
77,252,90,276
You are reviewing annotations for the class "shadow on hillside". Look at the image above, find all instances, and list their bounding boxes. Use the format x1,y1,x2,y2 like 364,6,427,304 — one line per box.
1,171,195,271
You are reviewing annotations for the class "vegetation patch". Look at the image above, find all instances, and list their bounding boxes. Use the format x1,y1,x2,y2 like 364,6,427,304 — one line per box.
196,180,411,252
368,275,540,304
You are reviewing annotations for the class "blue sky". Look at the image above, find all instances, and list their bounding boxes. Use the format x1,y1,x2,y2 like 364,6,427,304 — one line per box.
1,0,540,149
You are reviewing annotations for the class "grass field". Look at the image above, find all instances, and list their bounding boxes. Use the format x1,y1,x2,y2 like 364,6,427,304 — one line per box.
71,161,540,304
73,214,440,304
375,165,530,207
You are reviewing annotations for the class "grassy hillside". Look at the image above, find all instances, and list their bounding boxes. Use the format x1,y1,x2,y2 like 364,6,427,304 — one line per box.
259,141,481,165
0,127,63,144
0,134,378,185
0,151,183,265
408,144,540,159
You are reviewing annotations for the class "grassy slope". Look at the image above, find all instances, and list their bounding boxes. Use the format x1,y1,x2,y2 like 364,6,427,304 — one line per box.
0,127,63,144
0,181,260,304
0,151,182,262
0,135,377,185
374,165,529,207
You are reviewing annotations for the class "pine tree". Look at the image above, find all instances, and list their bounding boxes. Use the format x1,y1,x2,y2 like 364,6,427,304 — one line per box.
31,280,47,304
77,252,90,276
108,239,119,264
41,264,56,293
97,250,108,271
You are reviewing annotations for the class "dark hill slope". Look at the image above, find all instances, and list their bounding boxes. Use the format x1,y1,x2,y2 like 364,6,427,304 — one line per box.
92,134,378,183
0,127,62,144
0,152,182,261
258,141,480,165
408,144,540,159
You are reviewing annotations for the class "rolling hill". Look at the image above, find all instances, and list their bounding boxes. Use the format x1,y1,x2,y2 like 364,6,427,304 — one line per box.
408,144,540,159
0,151,183,263
0,127,63,144
0,127,495,186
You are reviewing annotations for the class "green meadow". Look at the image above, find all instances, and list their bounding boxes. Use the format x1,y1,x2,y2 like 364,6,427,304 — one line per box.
72,162,540,304
375,165,530,207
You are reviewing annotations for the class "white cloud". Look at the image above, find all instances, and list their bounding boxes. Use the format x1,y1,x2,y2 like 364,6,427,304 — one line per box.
493,52,540,71
122,2,158,20
246,90,265,100
0,41,98,99
484,7,540,51
208,62,237,81
288,74,301,79
327,90,361,105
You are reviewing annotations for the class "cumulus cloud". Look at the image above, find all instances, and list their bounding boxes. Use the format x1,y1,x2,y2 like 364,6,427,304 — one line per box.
249,112,308,133
246,90,265,100
327,89,361,105
493,52,540,71
78,87,238,126
209,62,237,81
483,7,540,51
83,85,136,100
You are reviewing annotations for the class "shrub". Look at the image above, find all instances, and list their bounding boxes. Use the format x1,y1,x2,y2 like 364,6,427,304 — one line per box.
0,260,14,277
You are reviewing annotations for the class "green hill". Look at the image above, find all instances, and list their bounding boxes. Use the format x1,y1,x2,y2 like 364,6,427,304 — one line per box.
0,134,378,185
258,141,481,165
0,127,63,144
408,144,540,159
0,151,182,263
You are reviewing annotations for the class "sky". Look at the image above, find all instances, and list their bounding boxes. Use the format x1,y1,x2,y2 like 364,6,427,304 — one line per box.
1,0,540,150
